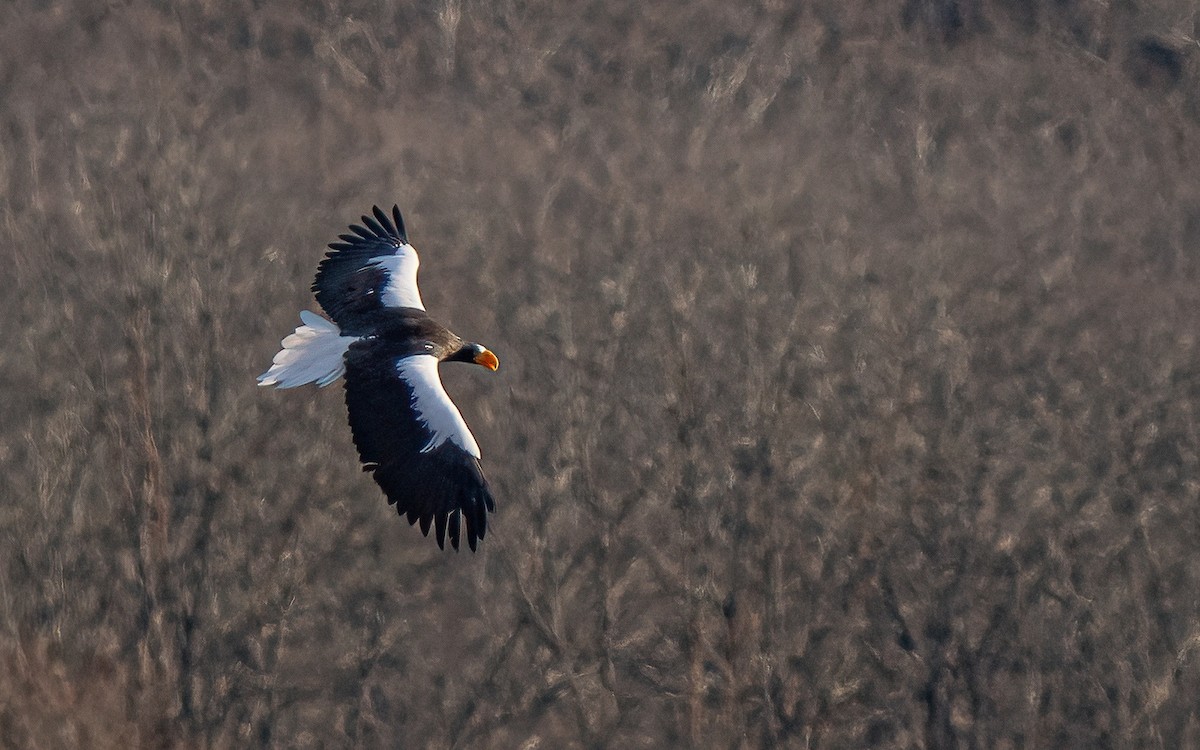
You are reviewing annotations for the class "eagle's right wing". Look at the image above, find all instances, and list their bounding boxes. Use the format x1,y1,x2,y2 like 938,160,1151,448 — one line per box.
343,344,495,552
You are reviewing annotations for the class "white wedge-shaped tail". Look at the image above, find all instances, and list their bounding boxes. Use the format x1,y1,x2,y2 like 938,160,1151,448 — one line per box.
258,310,356,388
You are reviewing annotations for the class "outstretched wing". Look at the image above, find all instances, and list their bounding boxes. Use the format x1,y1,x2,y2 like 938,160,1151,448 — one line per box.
314,205,424,333
343,345,495,551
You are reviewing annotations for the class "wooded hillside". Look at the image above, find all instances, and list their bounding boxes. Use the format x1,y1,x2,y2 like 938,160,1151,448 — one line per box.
2,1,1199,746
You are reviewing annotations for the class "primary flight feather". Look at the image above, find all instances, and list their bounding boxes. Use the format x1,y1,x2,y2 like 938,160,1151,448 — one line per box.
260,205,498,552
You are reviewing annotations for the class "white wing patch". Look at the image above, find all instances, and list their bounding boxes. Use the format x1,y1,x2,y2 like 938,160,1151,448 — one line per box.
369,244,424,310
258,310,357,388
397,355,481,457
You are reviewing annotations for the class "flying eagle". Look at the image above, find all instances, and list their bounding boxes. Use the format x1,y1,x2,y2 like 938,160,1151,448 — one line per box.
259,205,499,551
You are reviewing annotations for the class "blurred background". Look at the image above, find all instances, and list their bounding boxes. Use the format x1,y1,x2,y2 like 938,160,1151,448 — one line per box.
2,0,1199,747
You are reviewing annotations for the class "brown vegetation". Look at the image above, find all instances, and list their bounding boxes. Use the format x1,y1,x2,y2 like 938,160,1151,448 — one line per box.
2,0,1200,747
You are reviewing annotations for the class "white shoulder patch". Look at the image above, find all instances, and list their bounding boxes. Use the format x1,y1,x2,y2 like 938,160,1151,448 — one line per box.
369,243,424,310
397,355,481,457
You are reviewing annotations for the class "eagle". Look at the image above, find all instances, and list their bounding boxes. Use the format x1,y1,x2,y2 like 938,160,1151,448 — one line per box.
259,205,499,552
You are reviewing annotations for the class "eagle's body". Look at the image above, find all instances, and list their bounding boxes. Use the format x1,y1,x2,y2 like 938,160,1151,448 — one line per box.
259,205,498,551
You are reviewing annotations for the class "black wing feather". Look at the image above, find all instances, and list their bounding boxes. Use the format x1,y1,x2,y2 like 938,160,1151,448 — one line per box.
312,204,415,332
343,341,494,552
361,214,387,238
349,224,376,240
372,205,397,237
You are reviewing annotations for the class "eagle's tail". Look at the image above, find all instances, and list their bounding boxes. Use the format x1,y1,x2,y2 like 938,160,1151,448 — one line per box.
258,311,353,388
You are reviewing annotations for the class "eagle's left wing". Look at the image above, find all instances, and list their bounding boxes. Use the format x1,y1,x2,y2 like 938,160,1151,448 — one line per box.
313,205,424,333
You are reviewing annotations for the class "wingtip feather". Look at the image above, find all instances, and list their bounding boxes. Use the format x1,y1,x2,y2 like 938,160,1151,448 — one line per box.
372,205,395,237
361,214,386,238
435,511,448,549
392,205,407,242
448,510,462,551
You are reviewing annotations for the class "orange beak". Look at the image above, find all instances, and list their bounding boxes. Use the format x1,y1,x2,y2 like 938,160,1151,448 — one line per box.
474,348,499,371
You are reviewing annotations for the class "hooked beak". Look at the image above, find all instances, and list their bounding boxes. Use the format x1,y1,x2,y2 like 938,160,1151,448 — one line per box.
474,348,499,371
